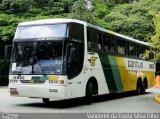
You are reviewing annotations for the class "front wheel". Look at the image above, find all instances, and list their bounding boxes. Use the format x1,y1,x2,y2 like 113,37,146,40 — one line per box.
42,98,50,103
84,81,93,105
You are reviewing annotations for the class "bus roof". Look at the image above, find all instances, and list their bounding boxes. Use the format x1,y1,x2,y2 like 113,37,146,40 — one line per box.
18,18,150,47
18,18,86,26
86,22,150,47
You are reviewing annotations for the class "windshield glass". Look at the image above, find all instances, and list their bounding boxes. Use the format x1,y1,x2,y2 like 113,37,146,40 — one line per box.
10,41,66,75
14,24,68,39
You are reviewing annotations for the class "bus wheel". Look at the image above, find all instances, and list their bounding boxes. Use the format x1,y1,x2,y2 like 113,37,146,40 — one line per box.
84,81,93,105
42,98,50,103
137,85,142,95
136,80,144,95
143,78,148,93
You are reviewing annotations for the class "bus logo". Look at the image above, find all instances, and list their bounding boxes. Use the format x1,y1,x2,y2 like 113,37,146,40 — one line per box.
88,57,97,66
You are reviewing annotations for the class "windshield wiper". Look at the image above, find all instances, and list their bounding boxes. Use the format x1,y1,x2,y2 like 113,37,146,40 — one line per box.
18,65,23,76
33,63,46,76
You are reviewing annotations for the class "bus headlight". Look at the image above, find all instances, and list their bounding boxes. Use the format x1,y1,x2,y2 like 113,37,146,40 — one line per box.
59,80,64,84
10,88,19,95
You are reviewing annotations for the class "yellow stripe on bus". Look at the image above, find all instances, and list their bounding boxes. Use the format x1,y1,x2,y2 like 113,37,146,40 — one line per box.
116,57,155,91
116,57,131,91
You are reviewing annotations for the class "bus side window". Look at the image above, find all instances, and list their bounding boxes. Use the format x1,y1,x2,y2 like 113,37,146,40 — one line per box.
149,50,154,60
128,43,137,58
103,35,106,51
98,33,102,50
116,38,126,55
87,28,102,50
108,36,115,53
103,35,115,53
91,30,98,49
87,29,91,48
69,23,84,43
138,46,154,60
137,45,145,59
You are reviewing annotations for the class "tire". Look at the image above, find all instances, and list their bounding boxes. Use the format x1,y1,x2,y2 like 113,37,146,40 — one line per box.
143,79,148,92
137,84,142,95
136,81,144,95
42,98,50,103
84,81,93,105
142,86,146,94
142,82,146,94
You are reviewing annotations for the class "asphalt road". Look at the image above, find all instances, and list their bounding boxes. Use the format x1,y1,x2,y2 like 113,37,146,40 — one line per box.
0,87,160,114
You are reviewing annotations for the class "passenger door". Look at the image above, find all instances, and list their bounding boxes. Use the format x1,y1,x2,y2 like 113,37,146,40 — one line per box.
66,42,84,97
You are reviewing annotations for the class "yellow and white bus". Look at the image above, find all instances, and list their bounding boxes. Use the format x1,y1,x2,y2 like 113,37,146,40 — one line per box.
9,19,155,104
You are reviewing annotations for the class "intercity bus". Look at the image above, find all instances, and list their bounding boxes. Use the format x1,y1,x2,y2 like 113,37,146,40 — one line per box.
9,19,155,104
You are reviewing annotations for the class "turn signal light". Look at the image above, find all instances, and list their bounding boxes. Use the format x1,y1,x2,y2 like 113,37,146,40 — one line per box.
59,80,64,84
10,88,19,96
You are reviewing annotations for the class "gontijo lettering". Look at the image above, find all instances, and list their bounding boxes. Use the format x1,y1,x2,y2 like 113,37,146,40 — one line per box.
128,60,143,68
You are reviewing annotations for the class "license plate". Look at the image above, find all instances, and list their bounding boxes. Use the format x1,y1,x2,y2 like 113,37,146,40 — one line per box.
10,88,19,96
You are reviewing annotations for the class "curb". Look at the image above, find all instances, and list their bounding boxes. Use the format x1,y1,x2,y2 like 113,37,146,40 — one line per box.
154,95,160,104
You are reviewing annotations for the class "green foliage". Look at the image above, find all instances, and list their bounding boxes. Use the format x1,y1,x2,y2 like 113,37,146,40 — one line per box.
0,14,25,41
104,0,160,41
0,0,32,14
30,0,74,16
68,0,95,24
95,19,110,29
92,0,109,18
143,13,160,62
0,0,160,43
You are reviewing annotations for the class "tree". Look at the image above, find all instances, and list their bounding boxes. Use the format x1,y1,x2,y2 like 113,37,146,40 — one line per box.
104,0,160,41
92,0,109,19
0,0,32,14
142,13,160,62
0,0,160,42
0,14,24,41
68,0,95,24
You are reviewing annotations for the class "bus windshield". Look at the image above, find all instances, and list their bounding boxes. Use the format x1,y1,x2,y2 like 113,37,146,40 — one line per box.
10,41,66,75
14,24,68,39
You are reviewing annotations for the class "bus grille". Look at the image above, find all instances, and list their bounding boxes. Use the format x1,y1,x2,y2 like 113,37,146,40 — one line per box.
20,80,46,84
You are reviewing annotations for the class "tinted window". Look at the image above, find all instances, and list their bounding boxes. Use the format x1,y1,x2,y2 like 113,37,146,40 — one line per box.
69,23,84,42
87,28,102,50
15,24,68,39
98,33,102,50
67,42,84,79
11,42,65,75
117,38,126,55
137,46,154,60
137,45,145,58
149,51,154,60
103,35,115,53
128,43,137,57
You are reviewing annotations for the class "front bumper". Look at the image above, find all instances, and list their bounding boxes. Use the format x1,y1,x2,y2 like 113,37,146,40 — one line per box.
9,84,67,99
